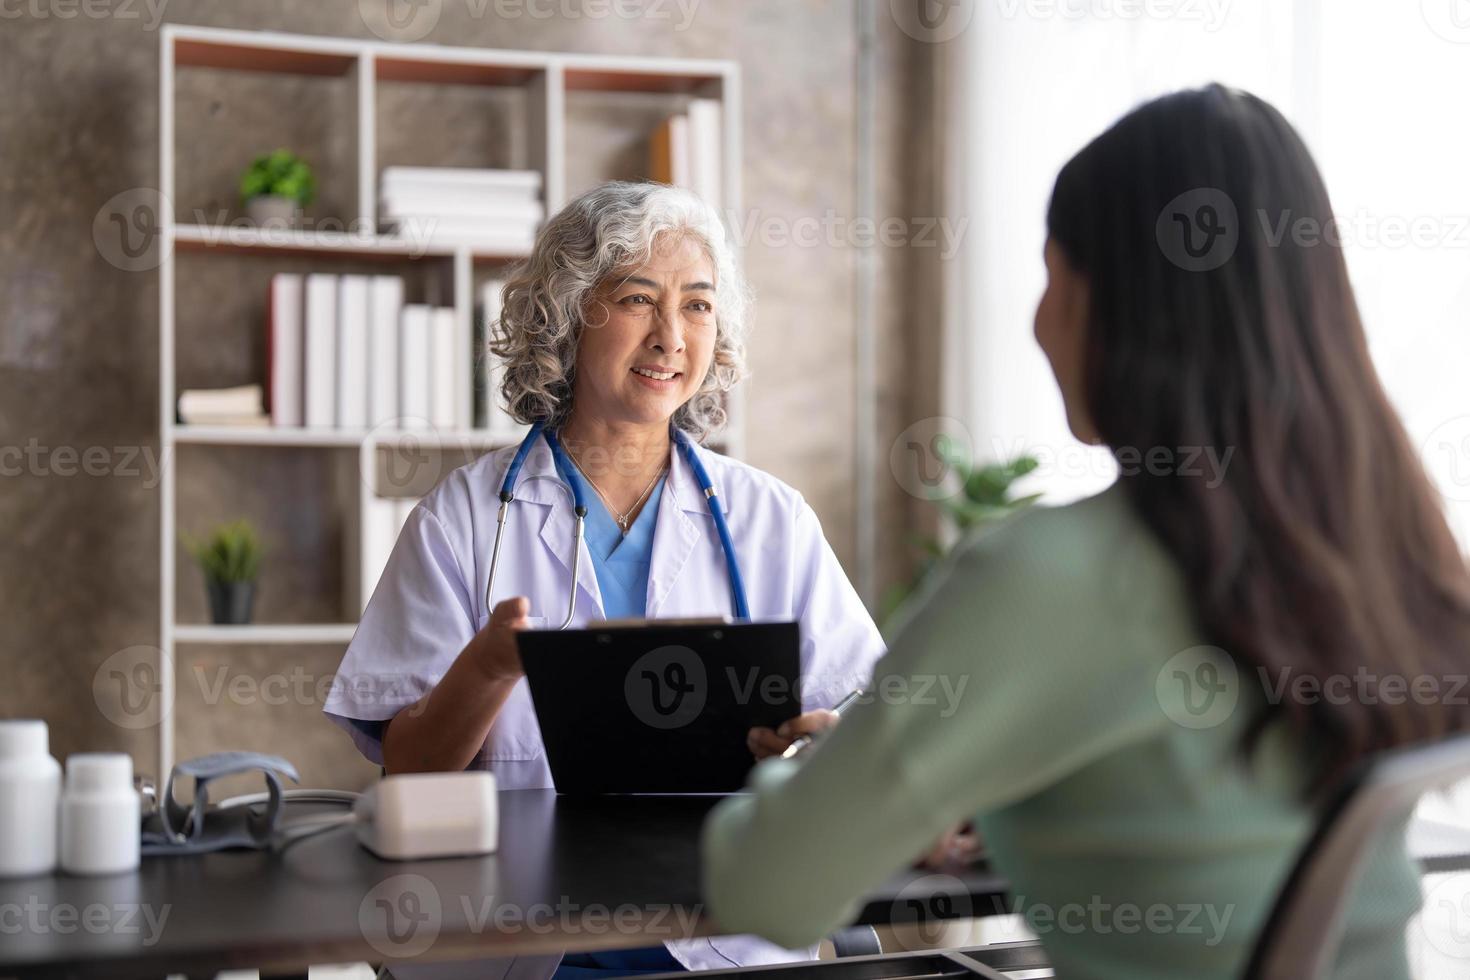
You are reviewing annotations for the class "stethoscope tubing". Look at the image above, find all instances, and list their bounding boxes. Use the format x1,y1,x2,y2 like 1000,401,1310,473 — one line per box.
673,433,751,620
484,422,749,628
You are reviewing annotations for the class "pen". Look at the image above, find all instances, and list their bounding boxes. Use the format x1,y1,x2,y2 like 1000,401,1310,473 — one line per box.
780,689,866,759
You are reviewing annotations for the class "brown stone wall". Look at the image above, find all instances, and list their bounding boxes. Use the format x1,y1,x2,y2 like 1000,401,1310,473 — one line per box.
0,0,941,790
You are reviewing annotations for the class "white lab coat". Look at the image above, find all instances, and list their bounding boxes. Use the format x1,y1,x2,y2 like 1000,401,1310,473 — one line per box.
324,436,886,977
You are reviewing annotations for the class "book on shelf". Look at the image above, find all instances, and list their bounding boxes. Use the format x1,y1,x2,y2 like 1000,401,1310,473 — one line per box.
260,275,501,436
379,167,542,252
369,276,403,429
356,493,418,614
177,384,268,426
430,307,459,429
649,98,721,210
688,99,722,210
379,192,545,225
267,274,303,427
476,278,517,434
381,218,538,254
303,274,338,428
399,304,433,429
650,113,691,188
381,166,542,194
268,273,411,433
336,276,371,429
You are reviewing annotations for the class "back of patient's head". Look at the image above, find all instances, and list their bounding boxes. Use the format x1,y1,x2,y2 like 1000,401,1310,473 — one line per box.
1046,84,1470,788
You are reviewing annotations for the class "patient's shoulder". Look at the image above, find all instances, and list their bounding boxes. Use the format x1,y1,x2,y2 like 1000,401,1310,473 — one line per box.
957,482,1184,606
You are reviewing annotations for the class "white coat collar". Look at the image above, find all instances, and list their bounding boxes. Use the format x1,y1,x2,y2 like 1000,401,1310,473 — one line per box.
502,429,734,620
507,430,731,517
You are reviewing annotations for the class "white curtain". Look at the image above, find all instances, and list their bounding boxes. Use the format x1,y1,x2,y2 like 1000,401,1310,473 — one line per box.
944,0,1470,549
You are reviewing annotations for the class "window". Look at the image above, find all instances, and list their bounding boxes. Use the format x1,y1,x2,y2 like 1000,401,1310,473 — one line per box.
954,0,1470,547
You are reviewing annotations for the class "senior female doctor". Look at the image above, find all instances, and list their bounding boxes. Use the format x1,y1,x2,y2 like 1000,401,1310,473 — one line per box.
324,181,884,978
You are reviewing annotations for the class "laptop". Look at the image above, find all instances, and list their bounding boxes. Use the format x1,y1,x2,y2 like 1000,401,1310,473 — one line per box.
517,620,801,794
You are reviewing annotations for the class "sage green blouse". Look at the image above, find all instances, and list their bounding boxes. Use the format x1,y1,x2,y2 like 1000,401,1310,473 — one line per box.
702,484,1420,979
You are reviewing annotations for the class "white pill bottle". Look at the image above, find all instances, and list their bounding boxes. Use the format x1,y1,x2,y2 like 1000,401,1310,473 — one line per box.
60,753,140,875
0,719,62,877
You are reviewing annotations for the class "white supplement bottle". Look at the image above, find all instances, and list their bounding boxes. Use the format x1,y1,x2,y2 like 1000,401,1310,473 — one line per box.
0,720,61,877
60,753,140,875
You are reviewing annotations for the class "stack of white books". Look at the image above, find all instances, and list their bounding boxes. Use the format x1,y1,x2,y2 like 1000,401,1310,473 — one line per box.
177,384,268,426
266,272,465,431
380,167,544,254
355,493,419,614
649,99,722,209
475,277,526,437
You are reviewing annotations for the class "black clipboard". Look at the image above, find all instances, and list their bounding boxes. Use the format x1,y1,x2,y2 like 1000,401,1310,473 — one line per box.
517,620,801,794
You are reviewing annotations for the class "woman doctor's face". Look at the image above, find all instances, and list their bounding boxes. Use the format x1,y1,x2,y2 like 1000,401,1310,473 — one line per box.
574,234,718,429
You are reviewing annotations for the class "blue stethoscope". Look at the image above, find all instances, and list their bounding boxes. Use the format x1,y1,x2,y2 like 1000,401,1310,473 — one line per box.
485,420,750,629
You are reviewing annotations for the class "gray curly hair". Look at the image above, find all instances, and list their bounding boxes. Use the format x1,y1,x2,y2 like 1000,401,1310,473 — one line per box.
488,181,750,441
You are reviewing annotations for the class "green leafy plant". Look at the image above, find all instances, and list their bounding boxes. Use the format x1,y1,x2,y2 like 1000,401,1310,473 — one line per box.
184,520,262,584
880,449,1042,624
940,453,1042,533
239,149,316,207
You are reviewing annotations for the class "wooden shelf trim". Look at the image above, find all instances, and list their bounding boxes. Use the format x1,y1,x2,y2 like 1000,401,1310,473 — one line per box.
166,24,732,92
173,623,358,645
171,425,517,449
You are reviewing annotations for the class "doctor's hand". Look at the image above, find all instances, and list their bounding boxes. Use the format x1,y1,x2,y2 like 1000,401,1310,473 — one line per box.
469,596,533,685
916,820,984,870
747,709,839,761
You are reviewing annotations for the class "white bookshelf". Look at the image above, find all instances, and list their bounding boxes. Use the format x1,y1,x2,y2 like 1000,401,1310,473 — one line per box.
173,624,360,646
157,25,743,778
173,424,509,449
174,223,460,258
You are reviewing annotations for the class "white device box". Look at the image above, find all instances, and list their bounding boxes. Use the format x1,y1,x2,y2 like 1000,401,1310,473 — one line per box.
354,771,498,860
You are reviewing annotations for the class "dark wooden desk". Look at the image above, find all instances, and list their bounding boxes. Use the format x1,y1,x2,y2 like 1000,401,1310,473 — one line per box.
0,791,1006,979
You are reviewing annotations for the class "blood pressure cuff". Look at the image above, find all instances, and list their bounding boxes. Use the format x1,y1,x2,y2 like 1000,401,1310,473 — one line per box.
140,751,300,856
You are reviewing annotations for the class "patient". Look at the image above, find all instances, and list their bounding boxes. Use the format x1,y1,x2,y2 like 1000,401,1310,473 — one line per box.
701,84,1470,979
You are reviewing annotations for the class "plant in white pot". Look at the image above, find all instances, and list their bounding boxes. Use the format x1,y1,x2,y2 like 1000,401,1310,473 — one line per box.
239,149,315,229
184,520,262,625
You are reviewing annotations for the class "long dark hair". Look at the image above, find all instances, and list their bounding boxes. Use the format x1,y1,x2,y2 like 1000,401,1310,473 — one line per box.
1047,84,1470,784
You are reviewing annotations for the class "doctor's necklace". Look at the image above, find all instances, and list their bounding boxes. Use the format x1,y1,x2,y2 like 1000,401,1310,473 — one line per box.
566,449,666,534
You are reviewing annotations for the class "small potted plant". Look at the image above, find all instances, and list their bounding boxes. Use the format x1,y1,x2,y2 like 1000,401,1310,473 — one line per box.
880,452,1042,625
185,520,262,625
239,149,316,228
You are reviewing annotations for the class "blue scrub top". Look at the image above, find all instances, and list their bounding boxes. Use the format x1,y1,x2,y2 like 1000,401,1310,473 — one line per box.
554,451,665,619
552,452,682,978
